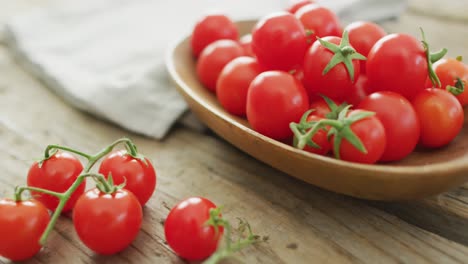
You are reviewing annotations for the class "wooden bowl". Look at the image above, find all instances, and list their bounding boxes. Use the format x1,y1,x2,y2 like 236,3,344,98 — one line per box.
166,20,468,201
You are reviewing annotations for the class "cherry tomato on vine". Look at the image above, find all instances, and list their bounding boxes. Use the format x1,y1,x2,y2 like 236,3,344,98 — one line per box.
73,188,143,255
428,58,468,106
216,56,262,116
164,197,223,261
239,34,255,57
412,88,464,148
358,91,420,161
247,71,309,140
303,36,362,101
98,150,156,206
191,15,239,57
196,39,245,92
302,115,331,155
251,12,307,71
295,4,341,45
27,152,84,212
367,34,428,100
333,110,386,164
286,0,315,14
345,21,386,74
0,199,50,261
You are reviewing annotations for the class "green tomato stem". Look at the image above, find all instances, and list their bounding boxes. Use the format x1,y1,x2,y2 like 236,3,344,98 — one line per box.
44,145,92,160
14,186,64,202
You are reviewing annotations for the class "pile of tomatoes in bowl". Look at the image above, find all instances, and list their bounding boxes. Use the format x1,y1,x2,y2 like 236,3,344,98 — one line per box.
191,0,467,164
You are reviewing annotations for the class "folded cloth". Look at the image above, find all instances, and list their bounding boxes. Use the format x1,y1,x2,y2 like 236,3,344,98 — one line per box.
2,0,406,139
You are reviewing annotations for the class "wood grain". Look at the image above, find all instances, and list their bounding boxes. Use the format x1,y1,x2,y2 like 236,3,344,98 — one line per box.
1,1,468,263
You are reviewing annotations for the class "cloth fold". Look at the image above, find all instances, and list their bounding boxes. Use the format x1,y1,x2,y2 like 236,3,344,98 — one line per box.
2,0,406,139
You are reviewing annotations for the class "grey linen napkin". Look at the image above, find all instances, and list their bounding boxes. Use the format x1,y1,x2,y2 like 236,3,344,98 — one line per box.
2,0,406,139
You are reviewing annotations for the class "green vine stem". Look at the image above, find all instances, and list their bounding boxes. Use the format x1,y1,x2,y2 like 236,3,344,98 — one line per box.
420,28,448,87
14,137,140,245
203,209,260,264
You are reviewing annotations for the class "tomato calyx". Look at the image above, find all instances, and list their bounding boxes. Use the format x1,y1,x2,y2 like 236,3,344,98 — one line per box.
321,95,349,120
94,173,126,194
317,30,366,83
420,28,448,87
123,141,149,166
203,208,264,264
447,77,465,96
291,106,375,159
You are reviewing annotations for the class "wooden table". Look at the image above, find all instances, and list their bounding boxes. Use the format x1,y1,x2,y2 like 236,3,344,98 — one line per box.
1,1,468,263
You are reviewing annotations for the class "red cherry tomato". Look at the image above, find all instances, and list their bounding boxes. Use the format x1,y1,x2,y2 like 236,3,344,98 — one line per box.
428,58,468,106
239,34,255,57
164,197,223,261
303,115,331,155
216,57,262,116
367,34,427,100
295,4,341,45
333,110,386,164
252,12,307,71
98,150,156,206
196,40,244,92
247,71,309,140
191,15,239,57
412,88,464,148
358,91,420,161
303,36,361,101
345,21,386,74
27,152,84,212
0,199,49,261
73,188,143,255
286,0,315,14
347,74,369,106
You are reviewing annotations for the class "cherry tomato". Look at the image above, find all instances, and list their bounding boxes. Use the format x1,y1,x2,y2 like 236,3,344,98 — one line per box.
295,4,341,45
347,75,369,106
412,88,464,148
73,188,142,255
302,115,331,155
367,34,427,100
286,0,315,14
247,71,309,140
428,58,468,106
252,12,307,71
196,40,245,92
0,199,49,261
333,110,386,164
27,152,84,212
164,197,223,261
303,36,361,101
358,91,420,161
345,21,386,74
98,150,156,206
191,14,238,57
239,34,255,57
216,57,262,116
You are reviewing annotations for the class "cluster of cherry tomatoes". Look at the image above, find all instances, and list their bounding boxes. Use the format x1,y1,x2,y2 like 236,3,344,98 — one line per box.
0,139,157,261
0,139,256,263
192,0,467,164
